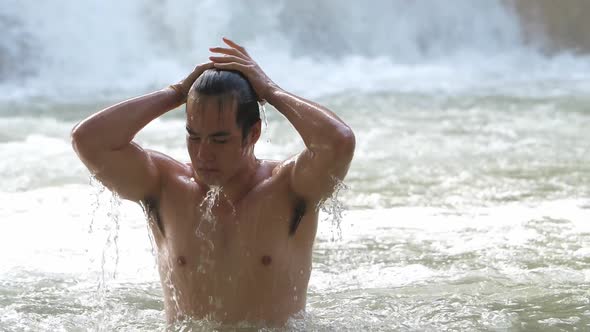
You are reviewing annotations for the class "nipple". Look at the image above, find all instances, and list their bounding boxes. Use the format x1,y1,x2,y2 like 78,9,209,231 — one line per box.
177,255,186,266
261,255,272,266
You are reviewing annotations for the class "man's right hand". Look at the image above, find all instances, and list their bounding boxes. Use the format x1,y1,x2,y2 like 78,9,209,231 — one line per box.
72,63,215,203
170,62,215,103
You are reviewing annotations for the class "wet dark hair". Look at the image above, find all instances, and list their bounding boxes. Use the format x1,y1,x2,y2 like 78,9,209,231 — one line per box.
189,69,260,141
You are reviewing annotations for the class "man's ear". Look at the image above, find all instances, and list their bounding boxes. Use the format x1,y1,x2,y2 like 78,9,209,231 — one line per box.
248,120,262,145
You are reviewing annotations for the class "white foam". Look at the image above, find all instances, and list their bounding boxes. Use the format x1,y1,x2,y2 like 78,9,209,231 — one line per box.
2,0,590,102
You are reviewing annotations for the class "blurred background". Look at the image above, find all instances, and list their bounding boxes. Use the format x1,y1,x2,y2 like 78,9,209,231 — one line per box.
1,0,590,102
1,1,589,331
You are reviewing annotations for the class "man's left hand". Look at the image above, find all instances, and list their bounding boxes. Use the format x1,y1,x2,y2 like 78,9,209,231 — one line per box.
209,37,278,102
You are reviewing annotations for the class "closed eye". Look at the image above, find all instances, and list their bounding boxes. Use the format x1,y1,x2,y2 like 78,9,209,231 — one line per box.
188,135,228,144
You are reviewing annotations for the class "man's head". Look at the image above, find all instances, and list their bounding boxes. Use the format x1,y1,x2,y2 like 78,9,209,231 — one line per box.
185,69,261,185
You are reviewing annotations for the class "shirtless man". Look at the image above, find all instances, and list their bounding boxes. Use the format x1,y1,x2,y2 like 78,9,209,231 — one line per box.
71,38,355,327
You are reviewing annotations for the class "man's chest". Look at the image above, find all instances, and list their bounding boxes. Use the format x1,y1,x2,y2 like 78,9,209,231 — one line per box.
156,188,296,271
148,178,316,316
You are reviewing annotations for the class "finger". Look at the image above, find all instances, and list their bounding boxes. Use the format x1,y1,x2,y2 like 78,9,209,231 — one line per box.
191,62,215,74
201,61,216,68
213,62,251,72
209,55,250,65
222,37,251,57
195,62,216,72
209,47,247,59
187,62,215,79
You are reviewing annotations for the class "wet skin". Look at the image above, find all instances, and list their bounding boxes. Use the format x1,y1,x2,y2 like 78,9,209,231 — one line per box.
144,96,317,325
71,40,354,327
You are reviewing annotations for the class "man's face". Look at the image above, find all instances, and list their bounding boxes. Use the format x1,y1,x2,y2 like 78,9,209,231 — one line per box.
185,95,253,186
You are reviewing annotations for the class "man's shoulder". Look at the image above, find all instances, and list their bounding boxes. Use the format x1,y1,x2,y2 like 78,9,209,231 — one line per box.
264,157,296,177
260,158,295,184
145,149,193,178
252,158,299,197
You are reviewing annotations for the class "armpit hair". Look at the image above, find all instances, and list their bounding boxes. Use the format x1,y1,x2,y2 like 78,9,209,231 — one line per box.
140,196,165,237
289,196,307,236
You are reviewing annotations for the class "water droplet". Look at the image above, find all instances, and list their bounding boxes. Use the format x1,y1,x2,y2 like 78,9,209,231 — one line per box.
317,176,349,241
196,186,222,239
260,102,269,130
200,186,221,222
92,187,122,313
259,103,271,144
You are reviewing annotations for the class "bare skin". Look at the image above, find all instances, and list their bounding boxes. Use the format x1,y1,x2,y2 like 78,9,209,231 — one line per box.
71,38,355,327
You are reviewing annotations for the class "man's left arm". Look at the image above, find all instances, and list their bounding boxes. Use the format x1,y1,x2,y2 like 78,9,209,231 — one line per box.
266,88,355,203
209,37,355,203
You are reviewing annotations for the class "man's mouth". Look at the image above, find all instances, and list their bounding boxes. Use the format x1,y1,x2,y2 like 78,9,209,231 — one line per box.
198,167,219,173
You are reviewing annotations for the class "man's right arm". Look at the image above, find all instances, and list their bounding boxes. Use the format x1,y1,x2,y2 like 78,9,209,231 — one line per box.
71,87,183,202
71,62,214,202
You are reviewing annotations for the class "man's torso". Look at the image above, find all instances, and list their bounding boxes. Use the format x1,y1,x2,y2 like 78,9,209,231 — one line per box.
143,156,318,325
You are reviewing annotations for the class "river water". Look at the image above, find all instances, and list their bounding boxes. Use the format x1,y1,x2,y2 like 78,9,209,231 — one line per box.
1,1,590,331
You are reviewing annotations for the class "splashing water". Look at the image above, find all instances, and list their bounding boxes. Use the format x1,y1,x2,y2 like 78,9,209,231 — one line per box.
168,317,225,332
105,192,121,280
88,175,106,234
198,185,222,228
195,185,223,255
165,267,183,318
86,177,123,331
260,102,271,143
318,177,349,241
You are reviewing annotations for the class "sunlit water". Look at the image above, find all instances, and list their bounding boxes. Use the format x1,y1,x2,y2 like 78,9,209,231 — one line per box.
2,89,589,331
2,1,590,331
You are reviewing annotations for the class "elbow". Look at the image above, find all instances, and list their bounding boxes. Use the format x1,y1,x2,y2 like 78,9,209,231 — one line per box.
70,123,85,152
70,121,95,155
70,123,82,152
334,126,355,158
308,126,355,160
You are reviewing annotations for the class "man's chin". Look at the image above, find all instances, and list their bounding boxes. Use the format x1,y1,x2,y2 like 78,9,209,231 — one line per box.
196,171,224,186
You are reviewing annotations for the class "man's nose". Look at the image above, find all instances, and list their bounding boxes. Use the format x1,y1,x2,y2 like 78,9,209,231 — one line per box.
197,140,215,161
